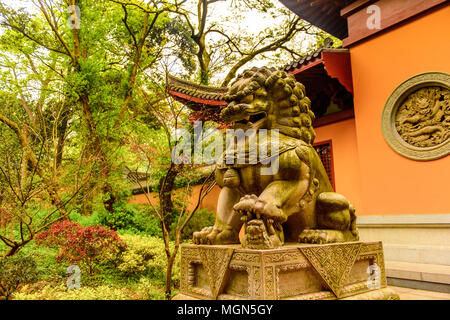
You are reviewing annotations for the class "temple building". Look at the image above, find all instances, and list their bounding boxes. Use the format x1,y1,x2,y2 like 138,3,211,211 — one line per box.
278,0,450,293
163,0,450,293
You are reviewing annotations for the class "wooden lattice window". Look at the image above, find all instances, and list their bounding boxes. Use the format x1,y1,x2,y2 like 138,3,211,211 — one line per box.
313,140,335,191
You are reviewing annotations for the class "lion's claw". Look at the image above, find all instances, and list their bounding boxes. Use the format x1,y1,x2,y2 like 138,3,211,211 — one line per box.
233,194,286,222
192,225,239,245
298,229,345,244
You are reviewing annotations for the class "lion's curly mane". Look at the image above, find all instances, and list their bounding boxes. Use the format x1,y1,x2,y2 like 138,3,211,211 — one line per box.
223,67,316,145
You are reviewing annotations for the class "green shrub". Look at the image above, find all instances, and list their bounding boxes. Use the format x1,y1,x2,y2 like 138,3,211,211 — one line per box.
97,203,138,231
129,207,162,237
171,209,215,240
96,203,162,237
0,254,39,300
23,243,67,282
116,234,180,286
17,283,133,300
14,280,165,300
134,277,166,300
8,234,175,300
69,210,101,227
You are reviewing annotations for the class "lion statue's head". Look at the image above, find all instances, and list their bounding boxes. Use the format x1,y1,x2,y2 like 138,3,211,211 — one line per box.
221,67,316,144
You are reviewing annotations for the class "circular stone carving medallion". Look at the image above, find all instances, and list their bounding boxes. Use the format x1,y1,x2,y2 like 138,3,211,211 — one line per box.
381,72,450,161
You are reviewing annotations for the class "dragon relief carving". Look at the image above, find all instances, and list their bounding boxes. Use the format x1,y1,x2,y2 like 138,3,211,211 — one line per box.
395,86,449,148
192,67,359,247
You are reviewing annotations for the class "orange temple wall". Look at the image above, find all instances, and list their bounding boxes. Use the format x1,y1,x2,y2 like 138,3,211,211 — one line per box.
347,5,450,215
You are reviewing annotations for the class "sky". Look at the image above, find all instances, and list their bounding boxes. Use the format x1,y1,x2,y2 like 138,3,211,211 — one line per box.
3,0,37,11
3,0,291,30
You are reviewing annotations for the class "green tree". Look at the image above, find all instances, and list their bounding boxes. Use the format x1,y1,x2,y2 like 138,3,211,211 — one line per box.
164,0,327,85
0,29,94,256
0,0,182,215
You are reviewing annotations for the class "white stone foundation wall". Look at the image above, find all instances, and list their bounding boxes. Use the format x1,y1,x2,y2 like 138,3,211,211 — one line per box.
357,214,450,293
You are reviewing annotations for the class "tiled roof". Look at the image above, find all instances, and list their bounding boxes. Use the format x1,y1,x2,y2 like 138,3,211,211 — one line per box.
166,74,228,101
284,40,349,73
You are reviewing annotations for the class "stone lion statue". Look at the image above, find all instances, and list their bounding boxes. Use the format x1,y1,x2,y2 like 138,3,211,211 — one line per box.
193,67,359,247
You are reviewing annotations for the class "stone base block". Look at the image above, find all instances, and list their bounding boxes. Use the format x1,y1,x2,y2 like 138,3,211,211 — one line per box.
175,241,399,300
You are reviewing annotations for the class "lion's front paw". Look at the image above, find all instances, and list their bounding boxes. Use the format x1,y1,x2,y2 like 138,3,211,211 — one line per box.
192,225,239,245
298,229,345,244
233,194,286,222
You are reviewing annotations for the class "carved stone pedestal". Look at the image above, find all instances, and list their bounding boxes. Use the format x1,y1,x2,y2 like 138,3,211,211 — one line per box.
173,241,399,300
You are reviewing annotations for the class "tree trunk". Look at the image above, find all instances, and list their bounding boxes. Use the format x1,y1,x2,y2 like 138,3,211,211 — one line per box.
3,239,30,257
78,181,95,215
55,109,69,168
4,246,20,257
165,247,179,299
79,95,116,213
159,166,180,232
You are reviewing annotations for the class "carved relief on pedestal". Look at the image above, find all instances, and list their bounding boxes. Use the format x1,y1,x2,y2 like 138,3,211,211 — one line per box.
264,266,276,299
251,266,262,298
198,247,235,299
382,72,450,160
175,242,399,300
299,242,362,298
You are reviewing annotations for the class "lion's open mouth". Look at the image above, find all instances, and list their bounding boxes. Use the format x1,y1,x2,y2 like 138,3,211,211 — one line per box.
235,112,266,126
221,102,268,124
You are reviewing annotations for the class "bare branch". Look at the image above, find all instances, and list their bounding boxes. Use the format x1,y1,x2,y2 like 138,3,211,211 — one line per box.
34,0,75,63
121,4,138,48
